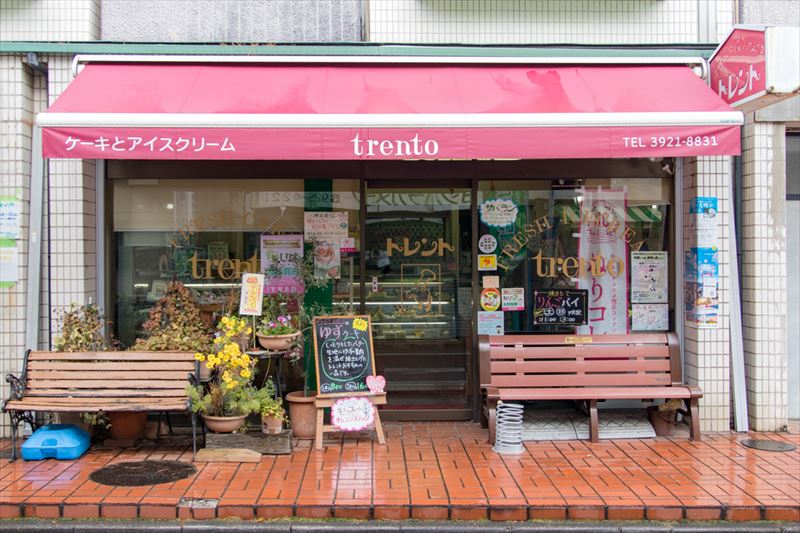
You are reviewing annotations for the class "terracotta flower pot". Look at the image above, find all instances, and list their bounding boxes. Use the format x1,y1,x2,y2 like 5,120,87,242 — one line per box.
198,362,212,382
201,414,247,433
257,331,300,351
108,412,147,440
286,391,316,440
261,414,284,435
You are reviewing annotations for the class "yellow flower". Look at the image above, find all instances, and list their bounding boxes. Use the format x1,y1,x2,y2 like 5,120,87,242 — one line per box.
353,318,368,331
240,369,251,379
194,353,206,362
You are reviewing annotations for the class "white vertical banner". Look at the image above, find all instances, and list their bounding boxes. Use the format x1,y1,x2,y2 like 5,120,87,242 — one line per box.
576,188,629,335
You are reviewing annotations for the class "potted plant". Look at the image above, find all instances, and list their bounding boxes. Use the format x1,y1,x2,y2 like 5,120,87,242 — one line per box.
256,314,301,351
259,396,287,435
188,315,260,432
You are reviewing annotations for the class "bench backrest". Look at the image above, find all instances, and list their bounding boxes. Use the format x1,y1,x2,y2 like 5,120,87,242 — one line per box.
479,333,681,389
21,351,197,399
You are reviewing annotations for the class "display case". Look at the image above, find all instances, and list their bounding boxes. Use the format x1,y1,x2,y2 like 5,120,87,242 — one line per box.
365,268,458,341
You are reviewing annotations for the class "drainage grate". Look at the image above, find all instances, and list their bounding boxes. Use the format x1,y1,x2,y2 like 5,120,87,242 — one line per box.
89,460,196,486
740,439,796,452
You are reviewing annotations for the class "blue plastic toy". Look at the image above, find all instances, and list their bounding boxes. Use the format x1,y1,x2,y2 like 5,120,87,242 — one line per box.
21,424,90,461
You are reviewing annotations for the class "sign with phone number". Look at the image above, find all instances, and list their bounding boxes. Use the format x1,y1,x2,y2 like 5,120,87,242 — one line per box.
622,135,719,149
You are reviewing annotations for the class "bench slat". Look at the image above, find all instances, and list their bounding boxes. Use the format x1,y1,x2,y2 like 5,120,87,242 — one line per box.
26,379,189,390
488,345,669,360
28,362,195,371
487,333,670,346
27,351,194,361
24,388,188,397
486,386,699,401
27,371,194,381
490,373,672,388
490,359,671,374
6,399,187,412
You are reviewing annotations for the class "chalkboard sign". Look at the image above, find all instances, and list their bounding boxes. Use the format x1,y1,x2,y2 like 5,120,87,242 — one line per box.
533,289,588,325
313,315,376,397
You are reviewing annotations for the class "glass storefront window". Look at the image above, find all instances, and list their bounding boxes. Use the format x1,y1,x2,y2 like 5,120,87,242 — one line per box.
112,178,359,347
478,178,673,334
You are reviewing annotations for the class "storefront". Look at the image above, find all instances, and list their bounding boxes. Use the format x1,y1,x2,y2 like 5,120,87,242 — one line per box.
33,56,742,421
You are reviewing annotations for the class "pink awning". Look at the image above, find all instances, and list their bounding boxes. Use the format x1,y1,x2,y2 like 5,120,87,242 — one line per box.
39,63,743,160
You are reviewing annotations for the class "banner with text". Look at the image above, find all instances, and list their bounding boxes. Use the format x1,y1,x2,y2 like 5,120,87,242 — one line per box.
577,188,629,335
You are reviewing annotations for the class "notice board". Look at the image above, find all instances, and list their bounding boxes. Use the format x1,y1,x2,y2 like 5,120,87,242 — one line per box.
312,315,376,396
533,289,588,326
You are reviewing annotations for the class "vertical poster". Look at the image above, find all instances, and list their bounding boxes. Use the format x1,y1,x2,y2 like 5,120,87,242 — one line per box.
0,196,21,239
631,251,668,303
239,273,265,316
0,239,19,288
304,212,348,279
576,188,629,335
260,234,305,294
685,197,719,329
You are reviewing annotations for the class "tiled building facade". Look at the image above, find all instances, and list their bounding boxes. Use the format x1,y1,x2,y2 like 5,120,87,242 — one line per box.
0,0,795,436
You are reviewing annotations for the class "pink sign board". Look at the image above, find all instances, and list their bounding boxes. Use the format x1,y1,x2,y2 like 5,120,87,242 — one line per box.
710,28,766,107
331,397,375,432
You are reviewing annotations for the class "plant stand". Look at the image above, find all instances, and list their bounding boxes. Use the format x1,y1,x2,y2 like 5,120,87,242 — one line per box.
314,393,386,450
205,429,293,455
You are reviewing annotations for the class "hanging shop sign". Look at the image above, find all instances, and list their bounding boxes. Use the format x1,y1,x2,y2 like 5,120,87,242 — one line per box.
331,397,376,432
313,315,376,396
478,254,497,271
631,251,669,303
480,288,501,311
260,234,305,294
632,303,669,331
479,198,518,228
238,273,265,316
477,311,504,335
478,234,498,254
576,188,629,335
533,289,588,326
0,197,21,240
710,26,800,111
501,288,525,311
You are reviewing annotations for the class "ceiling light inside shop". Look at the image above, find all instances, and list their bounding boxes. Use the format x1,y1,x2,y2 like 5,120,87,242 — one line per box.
166,203,174,210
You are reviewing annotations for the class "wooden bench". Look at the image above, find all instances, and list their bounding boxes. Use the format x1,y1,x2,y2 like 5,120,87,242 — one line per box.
3,350,199,461
479,333,702,443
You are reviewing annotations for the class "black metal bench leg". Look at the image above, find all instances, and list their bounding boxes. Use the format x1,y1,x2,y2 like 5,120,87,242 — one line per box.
8,412,19,462
191,412,197,461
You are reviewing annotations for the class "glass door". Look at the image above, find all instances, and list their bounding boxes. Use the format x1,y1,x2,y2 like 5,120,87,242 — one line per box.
364,184,473,420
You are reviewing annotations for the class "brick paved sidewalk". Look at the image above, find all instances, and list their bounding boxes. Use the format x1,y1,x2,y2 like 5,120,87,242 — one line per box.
0,422,797,522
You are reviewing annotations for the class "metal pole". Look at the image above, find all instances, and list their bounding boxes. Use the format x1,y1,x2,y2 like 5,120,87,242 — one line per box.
25,126,44,351
96,159,105,324
729,158,749,431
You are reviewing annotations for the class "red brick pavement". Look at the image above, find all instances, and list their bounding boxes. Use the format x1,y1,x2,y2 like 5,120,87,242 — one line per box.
0,422,797,521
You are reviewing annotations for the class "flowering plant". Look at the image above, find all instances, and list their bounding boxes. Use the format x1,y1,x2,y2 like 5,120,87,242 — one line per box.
188,315,260,417
257,314,298,336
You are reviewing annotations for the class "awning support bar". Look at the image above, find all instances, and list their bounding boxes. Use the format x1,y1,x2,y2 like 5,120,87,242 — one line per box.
25,126,44,352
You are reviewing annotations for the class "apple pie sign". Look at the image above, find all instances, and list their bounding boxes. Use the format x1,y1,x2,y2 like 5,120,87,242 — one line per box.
331,397,375,432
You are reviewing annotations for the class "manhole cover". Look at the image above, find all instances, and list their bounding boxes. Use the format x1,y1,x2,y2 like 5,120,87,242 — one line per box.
89,460,196,486
741,439,796,452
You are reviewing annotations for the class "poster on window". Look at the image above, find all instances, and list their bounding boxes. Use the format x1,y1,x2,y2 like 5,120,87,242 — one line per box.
304,211,348,242
632,304,669,331
576,188,629,335
631,251,668,303
260,234,304,294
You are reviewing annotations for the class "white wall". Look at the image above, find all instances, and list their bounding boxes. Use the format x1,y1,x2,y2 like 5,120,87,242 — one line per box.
368,0,734,44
